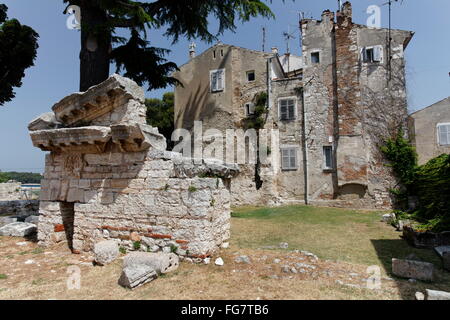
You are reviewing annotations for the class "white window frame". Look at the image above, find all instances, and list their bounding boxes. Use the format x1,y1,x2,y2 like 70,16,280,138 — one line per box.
210,69,225,93
278,97,297,121
244,102,255,116
281,147,298,171
323,146,334,170
437,123,450,146
361,45,383,63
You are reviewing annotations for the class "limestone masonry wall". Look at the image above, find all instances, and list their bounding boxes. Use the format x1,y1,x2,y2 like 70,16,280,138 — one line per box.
29,74,238,258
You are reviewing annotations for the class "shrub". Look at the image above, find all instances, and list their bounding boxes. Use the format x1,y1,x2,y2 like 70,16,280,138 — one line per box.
381,131,450,232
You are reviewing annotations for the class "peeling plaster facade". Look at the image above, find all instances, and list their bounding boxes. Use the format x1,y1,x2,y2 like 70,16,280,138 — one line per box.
174,2,413,209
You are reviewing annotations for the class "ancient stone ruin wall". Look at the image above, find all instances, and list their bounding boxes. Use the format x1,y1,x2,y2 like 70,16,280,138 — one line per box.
29,74,238,258
0,182,22,201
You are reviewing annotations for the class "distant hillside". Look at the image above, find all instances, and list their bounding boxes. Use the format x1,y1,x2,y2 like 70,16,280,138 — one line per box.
0,171,43,184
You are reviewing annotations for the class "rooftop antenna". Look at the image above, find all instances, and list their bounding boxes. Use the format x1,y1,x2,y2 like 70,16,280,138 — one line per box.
262,27,266,52
283,25,296,55
381,0,404,81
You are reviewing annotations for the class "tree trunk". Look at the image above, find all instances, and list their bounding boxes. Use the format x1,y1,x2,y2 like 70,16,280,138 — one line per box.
79,1,111,92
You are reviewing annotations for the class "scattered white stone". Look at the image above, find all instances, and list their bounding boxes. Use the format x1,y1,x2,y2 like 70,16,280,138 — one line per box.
0,222,37,237
93,240,119,266
203,258,211,265
425,289,450,300
215,257,224,266
16,242,28,246
415,292,425,300
279,242,289,249
123,252,179,275
24,259,35,265
408,278,417,284
273,259,281,264
281,265,290,273
118,265,157,289
392,258,435,282
235,255,251,264
295,263,316,270
221,242,229,249
290,267,298,274
24,216,39,225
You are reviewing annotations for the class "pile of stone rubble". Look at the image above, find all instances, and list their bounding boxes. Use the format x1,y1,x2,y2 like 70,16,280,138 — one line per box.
93,240,179,289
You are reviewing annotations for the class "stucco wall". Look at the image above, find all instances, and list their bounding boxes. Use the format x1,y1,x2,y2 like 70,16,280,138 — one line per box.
410,97,450,165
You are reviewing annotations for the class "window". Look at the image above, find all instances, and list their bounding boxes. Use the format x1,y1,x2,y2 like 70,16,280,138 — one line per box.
281,148,297,170
438,123,450,146
210,69,225,92
246,70,256,82
245,102,255,116
213,50,216,59
311,52,320,64
279,98,296,120
323,146,334,170
362,46,383,63
221,49,224,57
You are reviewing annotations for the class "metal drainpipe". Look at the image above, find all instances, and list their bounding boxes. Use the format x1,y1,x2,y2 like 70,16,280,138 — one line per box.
300,87,309,205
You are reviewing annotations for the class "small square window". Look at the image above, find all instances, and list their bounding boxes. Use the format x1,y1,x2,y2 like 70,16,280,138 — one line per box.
247,71,256,82
281,148,297,170
323,146,334,170
311,52,320,64
438,123,450,146
279,99,296,120
362,46,383,63
245,102,255,116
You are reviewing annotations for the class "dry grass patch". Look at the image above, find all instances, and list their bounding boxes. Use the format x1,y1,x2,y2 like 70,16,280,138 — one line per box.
0,205,449,300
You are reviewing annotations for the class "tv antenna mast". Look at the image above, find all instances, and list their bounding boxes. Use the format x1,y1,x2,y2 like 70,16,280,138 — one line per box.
283,25,296,55
381,0,404,81
262,26,266,52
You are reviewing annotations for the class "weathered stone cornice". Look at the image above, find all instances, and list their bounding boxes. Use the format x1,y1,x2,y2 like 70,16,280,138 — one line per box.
30,124,166,154
51,74,145,126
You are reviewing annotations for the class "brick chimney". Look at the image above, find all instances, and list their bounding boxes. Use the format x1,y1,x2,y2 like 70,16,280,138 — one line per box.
337,1,352,25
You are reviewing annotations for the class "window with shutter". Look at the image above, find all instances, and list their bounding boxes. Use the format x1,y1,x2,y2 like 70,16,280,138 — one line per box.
210,69,225,92
279,98,296,120
438,123,450,146
362,46,383,63
281,148,297,170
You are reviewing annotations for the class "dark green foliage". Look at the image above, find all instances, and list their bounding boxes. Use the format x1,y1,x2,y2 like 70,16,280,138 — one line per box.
380,130,418,188
381,132,450,232
133,241,141,250
412,154,450,232
0,4,39,106
0,172,43,184
63,0,276,91
0,171,8,183
243,91,268,130
145,92,174,149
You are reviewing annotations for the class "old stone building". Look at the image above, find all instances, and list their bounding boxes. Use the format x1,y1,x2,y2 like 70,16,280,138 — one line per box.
174,1,414,209
409,97,450,165
28,74,238,257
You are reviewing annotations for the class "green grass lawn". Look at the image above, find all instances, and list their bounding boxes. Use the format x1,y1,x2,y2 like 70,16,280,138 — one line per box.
231,205,444,274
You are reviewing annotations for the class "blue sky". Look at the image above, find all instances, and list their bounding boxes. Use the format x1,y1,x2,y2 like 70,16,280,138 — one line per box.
0,0,449,173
